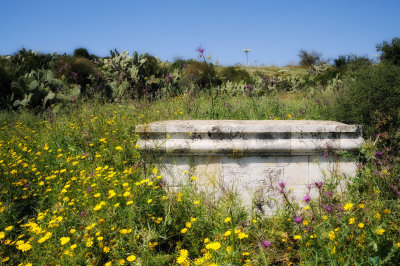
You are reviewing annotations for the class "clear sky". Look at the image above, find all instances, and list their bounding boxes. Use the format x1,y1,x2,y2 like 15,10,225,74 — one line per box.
1,0,400,66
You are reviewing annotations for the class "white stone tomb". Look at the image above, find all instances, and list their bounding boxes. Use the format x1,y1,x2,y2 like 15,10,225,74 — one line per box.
136,120,363,213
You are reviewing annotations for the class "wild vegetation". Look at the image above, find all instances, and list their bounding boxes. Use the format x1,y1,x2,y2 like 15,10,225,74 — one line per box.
0,38,399,265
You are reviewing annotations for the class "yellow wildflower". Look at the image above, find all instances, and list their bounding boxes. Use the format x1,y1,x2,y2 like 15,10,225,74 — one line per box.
126,255,136,262
177,249,188,264
108,190,116,198
329,231,335,240
238,232,248,239
376,229,385,235
60,237,70,245
86,237,94,247
343,203,353,211
206,241,221,250
16,241,32,252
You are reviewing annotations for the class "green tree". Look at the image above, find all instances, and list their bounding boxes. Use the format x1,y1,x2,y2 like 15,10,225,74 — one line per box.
376,37,400,66
298,50,321,66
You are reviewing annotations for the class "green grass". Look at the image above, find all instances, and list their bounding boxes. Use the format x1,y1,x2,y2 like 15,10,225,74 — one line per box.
235,65,308,77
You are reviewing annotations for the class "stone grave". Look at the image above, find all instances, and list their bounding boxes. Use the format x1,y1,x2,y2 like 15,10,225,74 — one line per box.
136,120,363,214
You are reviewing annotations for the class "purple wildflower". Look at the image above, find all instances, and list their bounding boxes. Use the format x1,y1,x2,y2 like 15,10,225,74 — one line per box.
196,47,204,54
294,216,303,224
279,182,286,189
325,205,332,212
303,195,311,203
245,85,253,91
375,151,383,157
165,73,173,82
80,211,86,216
262,240,271,248
314,181,323,188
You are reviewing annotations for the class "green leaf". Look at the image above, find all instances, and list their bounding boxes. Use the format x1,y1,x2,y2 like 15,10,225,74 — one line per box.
368,256,380,265
20,93,32,106
13,99,21,107
45,70,54,81
29,80,39,90
43,91,55,107
18,78,25,89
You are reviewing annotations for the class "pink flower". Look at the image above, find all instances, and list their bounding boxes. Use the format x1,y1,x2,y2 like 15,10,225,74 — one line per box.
262,240,271,247
196,47,204,54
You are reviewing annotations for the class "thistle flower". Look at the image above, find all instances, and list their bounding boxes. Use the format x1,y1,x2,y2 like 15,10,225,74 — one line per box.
294,216,303,224
262,240,271,247
303,195,311,203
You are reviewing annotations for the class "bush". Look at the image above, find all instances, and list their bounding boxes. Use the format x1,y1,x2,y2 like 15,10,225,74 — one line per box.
334,63,400,143
219,66,251,84
376,37,400,66
333,55,371,70
170,58,196,70
55,56,97,93
182,61,220,90
73,48,90,59
0,64,14,108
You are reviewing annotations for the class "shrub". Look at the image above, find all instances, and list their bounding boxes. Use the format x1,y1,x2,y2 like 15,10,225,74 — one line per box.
219,66,251,84
0,64,14,108
333,55,372,73
334,63,400,143
182,61,220,90
298,50,321,66
55,56,97,93
170,58,196,70
73,48,90,59
376,37,400,66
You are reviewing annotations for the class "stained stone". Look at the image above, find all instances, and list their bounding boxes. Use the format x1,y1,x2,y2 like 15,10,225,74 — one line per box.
136,120,363,214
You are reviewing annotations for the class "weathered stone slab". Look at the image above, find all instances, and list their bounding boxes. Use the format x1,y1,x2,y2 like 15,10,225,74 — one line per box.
137,120,363,214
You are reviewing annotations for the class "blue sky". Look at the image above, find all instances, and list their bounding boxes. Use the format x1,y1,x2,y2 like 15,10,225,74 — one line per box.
1,0,399,66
